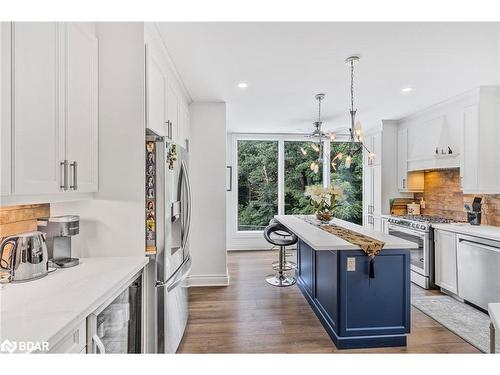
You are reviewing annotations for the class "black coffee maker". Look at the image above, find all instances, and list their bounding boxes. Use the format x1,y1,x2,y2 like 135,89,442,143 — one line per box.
467,197,482,225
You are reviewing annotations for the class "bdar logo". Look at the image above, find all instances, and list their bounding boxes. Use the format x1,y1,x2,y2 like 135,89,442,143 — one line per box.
0,339,17,353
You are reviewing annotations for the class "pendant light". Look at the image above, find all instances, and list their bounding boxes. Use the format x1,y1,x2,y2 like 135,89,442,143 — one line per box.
307,93,327,174
330,55,375,169
303,55,374,172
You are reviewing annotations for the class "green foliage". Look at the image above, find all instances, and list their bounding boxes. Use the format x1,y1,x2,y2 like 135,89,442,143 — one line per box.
330,143,363,224
238,141,278,230
237,140,363,231
284,141,323,215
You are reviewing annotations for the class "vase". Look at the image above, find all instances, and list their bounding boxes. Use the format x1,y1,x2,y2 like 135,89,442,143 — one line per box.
316,210,333,222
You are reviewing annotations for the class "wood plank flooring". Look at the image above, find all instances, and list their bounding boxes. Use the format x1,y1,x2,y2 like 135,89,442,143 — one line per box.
177,250,480,353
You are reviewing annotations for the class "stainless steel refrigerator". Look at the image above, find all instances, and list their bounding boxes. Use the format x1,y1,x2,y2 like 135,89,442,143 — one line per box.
146,133,192,353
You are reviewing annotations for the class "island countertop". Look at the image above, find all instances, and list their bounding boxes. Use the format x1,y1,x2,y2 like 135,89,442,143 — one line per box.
275,215,416,251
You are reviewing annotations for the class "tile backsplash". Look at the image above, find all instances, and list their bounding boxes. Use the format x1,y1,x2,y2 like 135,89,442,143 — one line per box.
0,204,50,238
413,169,500,226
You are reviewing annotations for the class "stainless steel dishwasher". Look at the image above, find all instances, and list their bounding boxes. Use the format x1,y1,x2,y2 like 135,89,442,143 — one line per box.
457,234,500,310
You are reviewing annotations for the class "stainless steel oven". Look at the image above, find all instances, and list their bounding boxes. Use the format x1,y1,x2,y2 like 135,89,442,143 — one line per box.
388,224,434,289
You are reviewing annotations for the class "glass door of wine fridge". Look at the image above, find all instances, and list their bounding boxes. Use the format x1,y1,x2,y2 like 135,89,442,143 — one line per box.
87,274,142,354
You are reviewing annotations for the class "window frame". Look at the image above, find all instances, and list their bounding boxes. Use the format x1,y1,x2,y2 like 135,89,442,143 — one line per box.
230,133,352,240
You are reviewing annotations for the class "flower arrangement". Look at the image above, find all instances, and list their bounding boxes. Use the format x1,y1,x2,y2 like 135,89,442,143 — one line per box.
304,184,344,222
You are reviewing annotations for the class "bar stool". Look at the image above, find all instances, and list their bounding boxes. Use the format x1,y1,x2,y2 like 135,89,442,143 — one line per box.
267,219,296,271
263,223,298,287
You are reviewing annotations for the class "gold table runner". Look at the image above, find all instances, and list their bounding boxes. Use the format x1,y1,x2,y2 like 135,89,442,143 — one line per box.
301,216,385,278
318,224,385,258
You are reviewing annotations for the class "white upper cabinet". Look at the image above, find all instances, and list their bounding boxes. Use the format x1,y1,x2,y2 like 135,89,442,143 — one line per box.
146,46,167,137
397,128,408,191
2,22,99,197
396,86,499,194
65,23,98,193
145,45,189,149
1,23,12,195
144,25,190,150
178,102,190,150
166,82,179,143
11,23,63,195
459,87,500,194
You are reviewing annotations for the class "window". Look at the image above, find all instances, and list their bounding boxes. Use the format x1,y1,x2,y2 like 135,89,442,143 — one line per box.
330,142,363,225
237,140,279,231
284,141,323,214
232,135,363,234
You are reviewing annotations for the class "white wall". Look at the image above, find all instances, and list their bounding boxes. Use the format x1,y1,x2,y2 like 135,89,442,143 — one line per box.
188,102,228,285
51,22,146,258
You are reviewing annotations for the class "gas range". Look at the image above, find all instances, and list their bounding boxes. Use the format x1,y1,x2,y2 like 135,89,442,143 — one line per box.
387,215,456,232
386,215,457,289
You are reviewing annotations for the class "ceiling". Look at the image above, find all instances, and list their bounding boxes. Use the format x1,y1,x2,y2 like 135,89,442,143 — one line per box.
157,22,500,134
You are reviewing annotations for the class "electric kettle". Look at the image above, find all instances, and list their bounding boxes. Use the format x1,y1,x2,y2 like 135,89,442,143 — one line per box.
0,231,49,282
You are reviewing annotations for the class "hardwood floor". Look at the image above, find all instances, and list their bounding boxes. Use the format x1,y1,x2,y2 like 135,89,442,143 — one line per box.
177,250,480,353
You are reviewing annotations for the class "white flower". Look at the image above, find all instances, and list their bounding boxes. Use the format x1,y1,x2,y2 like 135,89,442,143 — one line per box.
304,184,344,208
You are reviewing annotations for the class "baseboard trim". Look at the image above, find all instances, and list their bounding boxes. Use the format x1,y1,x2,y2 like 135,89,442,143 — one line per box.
187,273,230,287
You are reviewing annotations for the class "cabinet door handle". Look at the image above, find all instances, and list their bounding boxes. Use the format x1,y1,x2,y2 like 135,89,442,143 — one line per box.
164,121,171,139
402,178,406,189
70,161,78,191
60,160,69,190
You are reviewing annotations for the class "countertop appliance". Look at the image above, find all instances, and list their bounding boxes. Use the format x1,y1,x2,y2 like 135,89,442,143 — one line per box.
0,231,49,282
145,132,192,354
467,197,482,225
87,274,143,353
37,215,80,268
457,234,500,310
387,215,456,289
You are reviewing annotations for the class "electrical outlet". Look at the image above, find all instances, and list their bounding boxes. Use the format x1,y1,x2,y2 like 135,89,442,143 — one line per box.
347,257,356,272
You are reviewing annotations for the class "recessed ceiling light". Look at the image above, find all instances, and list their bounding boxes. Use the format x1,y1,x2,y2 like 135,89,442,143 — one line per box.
237,82,249,89
401,87,413,93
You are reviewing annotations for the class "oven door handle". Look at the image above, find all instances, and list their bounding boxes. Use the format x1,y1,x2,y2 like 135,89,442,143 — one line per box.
388,225,426,238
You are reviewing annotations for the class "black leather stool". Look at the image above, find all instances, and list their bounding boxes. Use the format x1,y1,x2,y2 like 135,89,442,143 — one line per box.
263,223,298,287
267,219,296,270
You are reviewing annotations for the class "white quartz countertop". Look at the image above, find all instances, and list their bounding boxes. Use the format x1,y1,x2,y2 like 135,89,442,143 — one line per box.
432,223,500,242
0,256,149,351
275,215,416,251
489,303,500,331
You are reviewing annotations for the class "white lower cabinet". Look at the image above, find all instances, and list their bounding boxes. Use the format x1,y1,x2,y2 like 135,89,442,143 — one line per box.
49,319,87,354
434,229,458,294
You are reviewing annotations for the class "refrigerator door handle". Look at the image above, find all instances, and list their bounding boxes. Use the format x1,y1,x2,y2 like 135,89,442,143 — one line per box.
155,256,192,290
92,334,106,354
180,160,192,249
167,257,192,292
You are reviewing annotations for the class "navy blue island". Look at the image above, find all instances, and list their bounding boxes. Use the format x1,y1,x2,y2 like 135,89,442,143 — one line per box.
275,215,415,350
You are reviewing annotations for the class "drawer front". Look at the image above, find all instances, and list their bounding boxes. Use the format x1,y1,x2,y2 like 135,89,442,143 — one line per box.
49,320,86,353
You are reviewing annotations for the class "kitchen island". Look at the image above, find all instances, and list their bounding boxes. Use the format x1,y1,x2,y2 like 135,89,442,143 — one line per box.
275,215,416,349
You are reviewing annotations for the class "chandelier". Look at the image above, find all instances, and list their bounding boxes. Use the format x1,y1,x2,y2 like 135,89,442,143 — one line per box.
304,55,375,173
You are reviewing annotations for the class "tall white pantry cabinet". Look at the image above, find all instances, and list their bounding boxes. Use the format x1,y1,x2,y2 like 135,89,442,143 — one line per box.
1,22,98,197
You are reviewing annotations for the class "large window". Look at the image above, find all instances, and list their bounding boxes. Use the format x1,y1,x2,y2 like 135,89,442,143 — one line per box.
330,142,363,225
237,140,278,231
284,141,323,214
234,136,363,234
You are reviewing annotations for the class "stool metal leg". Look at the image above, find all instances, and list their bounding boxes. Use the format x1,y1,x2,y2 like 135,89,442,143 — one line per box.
266,246,296,287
